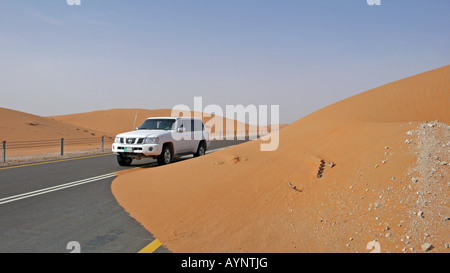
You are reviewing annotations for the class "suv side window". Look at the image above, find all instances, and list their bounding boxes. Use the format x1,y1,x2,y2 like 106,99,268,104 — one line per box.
180,119,192,132
193,119,203,131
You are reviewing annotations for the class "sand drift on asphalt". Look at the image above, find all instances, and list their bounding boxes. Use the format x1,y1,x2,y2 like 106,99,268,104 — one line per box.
112,65,450,253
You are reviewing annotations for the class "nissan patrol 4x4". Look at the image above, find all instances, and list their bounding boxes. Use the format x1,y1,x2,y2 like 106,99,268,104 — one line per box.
112,117,210,166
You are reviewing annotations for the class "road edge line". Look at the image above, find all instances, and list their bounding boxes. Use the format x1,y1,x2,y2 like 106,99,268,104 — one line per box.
138,239,163,253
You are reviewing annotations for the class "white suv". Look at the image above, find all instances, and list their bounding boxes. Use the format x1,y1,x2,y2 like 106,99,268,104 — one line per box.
112,117,210,166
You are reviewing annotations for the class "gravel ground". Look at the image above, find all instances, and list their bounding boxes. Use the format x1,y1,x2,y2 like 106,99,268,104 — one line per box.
402,120,449,252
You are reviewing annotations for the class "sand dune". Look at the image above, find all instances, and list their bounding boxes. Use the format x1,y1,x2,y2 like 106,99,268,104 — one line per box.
0,108,112,157
112,65,450,253
50,109,176,137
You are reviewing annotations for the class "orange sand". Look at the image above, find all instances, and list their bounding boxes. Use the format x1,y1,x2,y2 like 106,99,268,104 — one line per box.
0,108,113,157
112,65,450,253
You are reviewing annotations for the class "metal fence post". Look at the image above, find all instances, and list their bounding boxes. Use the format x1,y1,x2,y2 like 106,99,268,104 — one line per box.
101,136,104,152
61,138,64,156
2,141,5,163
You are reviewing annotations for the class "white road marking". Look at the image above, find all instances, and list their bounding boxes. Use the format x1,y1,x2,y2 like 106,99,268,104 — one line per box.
0,173,116,205
0,146,228,206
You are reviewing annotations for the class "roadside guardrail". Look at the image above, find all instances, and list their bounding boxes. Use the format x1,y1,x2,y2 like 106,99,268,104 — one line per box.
1,136,114,163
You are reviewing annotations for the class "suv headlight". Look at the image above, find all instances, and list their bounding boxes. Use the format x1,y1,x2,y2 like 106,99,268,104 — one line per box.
143,137,159,144
115,137,121,143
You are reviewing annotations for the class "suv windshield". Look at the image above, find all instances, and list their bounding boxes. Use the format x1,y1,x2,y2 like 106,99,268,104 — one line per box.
138,119,175,130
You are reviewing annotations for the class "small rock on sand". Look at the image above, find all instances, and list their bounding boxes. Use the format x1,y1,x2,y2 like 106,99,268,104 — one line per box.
418,211,424,218
421,243,434,252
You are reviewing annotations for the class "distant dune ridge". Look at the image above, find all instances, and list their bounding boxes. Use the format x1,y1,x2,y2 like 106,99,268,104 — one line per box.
112,65,450,253
51,109,178,137
0,107,111,142
0,107,114,157
50,108,285,138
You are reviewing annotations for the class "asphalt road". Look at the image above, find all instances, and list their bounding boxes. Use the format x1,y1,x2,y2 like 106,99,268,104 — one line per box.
0,140,248,253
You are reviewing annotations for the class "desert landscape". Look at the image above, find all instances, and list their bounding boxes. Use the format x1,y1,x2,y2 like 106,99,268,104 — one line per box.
1,0,448,258
0,107,114,160
1,65,448,253
110,65,450,253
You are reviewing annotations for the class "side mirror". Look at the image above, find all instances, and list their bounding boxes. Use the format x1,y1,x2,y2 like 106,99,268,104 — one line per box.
136,127,139,130
177,128,185,133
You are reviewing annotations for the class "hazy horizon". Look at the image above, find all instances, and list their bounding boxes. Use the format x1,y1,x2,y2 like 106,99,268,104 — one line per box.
1,0,449,124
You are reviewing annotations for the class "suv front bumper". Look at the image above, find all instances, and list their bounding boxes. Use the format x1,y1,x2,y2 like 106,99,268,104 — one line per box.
112,143,163,156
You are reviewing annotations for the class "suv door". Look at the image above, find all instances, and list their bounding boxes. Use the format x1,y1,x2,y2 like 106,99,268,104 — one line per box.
173,119,191,153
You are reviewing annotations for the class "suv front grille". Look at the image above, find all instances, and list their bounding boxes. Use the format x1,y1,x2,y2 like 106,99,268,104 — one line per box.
125,138,136,144
121,138,144,144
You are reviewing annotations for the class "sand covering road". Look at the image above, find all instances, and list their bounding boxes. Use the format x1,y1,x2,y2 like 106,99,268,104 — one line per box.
112,65,450,253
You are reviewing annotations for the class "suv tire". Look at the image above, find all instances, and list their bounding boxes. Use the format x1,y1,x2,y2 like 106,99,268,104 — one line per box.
157,144,173,166
194,141,207,157
117,154,132,166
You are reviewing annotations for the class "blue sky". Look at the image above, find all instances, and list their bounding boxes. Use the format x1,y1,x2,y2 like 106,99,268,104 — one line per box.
0,0,449,123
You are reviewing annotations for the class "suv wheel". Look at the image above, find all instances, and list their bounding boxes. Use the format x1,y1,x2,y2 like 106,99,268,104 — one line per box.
157,145,172,165
117,154,132,166
194,141,206,157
